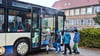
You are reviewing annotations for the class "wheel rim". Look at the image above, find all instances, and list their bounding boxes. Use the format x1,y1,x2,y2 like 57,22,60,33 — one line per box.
17,42,28,55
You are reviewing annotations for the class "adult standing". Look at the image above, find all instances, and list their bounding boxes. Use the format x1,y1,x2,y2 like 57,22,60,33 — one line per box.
73,29,80,54
62,32,72,55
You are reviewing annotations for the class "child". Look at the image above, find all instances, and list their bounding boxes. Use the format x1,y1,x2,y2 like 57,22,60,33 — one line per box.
73,29,80,54
43,35,49,54
62,32,72,55
55,30,61,53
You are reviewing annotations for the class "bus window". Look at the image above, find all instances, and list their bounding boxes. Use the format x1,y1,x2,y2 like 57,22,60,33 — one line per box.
58,16,64,44
32,13,38,28
58,16,63,31
25,13,31,32
8,10,31,32
0,8,4,32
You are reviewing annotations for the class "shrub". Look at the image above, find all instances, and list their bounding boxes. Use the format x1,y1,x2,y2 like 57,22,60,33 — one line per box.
79,28,100,49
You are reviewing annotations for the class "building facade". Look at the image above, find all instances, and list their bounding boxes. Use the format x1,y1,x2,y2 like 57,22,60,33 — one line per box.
52,0,100,30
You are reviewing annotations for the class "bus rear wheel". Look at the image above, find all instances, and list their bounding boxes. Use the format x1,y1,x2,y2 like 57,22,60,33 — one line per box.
14,39,30,56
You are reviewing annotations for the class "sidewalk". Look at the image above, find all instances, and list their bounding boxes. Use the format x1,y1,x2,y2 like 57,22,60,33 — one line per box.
78,47,100,56
29,47,100,56
49,46,100,56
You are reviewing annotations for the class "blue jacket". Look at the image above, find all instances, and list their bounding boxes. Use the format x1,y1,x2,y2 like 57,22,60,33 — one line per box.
62,32,71,44
73,32,80,43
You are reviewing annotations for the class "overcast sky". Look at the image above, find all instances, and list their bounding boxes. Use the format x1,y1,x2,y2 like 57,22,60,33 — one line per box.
18,0,58,7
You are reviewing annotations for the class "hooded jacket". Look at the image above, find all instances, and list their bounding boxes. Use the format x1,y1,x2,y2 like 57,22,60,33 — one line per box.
73,32,80,43
62,32,71,44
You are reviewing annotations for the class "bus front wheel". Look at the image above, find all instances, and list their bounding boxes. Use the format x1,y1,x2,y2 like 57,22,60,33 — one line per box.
14,39,30,56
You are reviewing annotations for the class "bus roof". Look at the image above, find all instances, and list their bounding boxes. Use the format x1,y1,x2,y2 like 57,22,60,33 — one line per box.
9,0,65,16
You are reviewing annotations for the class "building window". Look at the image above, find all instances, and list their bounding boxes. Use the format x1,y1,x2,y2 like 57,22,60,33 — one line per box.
94,7,97,14
94,23,99,25
81,19,85,25
65,10,69,16
75,9,79,15
64,3,67,6
66,20,69,25
70,19,74,25
87,7,92,14
81,8,86,15
68,3,71,6
76,19,79,25
70,9,74,16
87,19,92,26
94,6,100,14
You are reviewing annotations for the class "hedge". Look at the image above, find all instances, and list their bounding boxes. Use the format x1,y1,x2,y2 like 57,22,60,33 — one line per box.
79,28,100,49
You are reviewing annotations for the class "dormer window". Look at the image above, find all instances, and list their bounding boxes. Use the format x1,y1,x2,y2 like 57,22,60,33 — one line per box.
64,3,67,6
68,3,71,6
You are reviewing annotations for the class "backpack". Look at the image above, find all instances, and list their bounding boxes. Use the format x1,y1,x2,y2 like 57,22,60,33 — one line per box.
43,39,49,45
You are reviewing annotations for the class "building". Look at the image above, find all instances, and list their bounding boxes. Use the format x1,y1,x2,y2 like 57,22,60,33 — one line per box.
52,0,100,30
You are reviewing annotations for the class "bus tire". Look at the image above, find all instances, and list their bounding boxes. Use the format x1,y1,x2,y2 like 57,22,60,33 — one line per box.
14,39,30,56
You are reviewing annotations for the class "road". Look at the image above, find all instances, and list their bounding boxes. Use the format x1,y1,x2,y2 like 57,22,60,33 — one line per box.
28,47,100,56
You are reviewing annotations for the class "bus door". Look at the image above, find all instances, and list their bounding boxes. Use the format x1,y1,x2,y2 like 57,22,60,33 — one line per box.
31,7,41,48
41,14,56,48
57,16,65,44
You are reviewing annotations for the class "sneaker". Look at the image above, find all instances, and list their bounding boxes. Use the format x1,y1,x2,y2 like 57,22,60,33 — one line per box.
69,52,72,54
58,51,62,53
54,51,58,53
73,50,76,53
76,52,80,54
63,53,66,55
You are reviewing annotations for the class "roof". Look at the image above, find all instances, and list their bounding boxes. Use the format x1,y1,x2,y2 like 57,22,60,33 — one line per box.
10,0,65,16
52,0,100,9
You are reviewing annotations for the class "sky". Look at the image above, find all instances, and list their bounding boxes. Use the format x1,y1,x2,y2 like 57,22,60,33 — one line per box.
18,0,59,7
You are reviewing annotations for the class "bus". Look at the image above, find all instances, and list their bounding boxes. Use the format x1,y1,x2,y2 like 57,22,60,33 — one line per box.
0,0,65,56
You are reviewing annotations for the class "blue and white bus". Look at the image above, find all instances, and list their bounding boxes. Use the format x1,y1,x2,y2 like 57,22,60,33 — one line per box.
0,0,65,56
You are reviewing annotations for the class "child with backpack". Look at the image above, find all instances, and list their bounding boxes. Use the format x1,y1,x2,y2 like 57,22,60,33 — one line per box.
54,30,61,53
73,29,80,54
42,35,50,54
